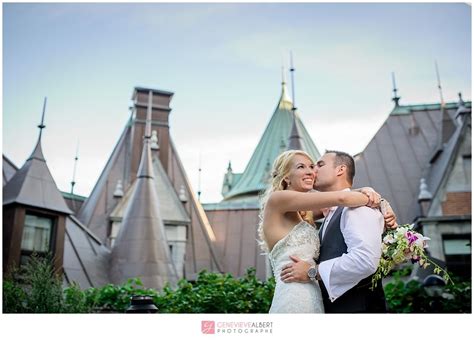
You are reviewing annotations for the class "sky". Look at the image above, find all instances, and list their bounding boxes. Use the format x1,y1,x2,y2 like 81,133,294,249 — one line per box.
2,2,472,203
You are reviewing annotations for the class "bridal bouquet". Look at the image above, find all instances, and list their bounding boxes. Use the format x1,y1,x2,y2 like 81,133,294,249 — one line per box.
370,223,453,290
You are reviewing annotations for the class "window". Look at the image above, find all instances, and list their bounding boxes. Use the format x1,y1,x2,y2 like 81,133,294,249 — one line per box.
20,213,54,264
443,238,471,255
442,234,471,279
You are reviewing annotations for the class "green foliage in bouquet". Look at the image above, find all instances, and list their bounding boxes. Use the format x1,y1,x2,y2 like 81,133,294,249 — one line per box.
372,224,453,290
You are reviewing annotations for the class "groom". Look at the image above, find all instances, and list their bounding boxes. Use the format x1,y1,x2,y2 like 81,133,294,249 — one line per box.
280,150,387,313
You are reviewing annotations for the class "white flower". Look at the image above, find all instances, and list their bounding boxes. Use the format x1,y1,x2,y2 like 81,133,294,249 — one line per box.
383,235,396,244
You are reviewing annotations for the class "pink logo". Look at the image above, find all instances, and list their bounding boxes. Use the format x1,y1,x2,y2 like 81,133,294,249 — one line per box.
201,321,215,334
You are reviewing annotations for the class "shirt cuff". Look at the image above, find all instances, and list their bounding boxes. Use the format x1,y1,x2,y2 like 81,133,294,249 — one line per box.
318,258,338,302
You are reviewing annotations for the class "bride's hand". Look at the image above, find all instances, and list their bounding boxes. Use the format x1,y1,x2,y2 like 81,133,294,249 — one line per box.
381,199,398,230
357,187,381,208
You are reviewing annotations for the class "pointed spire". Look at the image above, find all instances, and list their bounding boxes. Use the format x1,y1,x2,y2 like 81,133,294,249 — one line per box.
3,97,72,214
70,140,79,195
391,72,401,106
28,138,46,162
28,97,48,162
136,91,154,179
279,66,292,105
434,62,455,144
224,160,233,187
289,51,297,113
221,67,321,200
110,90,178,289
288,111,304,150
435,60,445,107
38,97,47,140
197,152,202,201
32,97,47,162
287,51,303,150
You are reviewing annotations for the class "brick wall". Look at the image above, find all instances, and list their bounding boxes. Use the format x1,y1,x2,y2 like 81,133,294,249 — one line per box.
442,192,472,215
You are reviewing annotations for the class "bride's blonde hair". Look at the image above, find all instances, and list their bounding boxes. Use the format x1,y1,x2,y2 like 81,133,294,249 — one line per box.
257,150,315,253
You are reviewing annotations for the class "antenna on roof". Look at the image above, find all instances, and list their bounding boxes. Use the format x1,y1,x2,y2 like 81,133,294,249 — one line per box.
288,51,304,150
435,60,445,107
289,51,297,113
38,97,47,140
391,72,401,106
197,152,202,201
70,139,80,195
281,53,287,85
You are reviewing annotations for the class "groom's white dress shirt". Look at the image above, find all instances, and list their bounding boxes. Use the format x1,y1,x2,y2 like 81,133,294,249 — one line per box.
318,188,384,302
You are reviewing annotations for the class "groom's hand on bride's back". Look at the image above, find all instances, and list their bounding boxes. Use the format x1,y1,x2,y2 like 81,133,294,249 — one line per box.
280,255,311,283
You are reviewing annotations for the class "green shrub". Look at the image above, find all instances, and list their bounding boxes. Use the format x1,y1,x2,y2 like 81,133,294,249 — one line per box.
3,255,275,313
154,268,275,313
5,255,470,314
3,254,64,313
384,271,471,313
3,278,27,313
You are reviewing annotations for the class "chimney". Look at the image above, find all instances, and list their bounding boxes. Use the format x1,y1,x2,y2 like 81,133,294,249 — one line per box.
130,87,173,180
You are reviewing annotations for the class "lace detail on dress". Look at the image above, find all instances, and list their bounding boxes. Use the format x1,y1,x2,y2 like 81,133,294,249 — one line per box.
269,221,320,270
268,221,324,313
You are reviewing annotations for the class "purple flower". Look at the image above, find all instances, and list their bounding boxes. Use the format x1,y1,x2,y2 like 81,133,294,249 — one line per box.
406,231,419,245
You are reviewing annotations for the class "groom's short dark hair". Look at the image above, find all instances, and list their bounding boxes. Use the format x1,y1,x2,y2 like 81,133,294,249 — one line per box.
325,150,355,185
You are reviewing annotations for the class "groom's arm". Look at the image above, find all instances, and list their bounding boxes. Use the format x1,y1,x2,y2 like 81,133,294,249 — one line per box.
318,206,383,302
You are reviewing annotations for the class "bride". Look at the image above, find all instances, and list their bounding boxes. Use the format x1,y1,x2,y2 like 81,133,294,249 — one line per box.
258,150,387,313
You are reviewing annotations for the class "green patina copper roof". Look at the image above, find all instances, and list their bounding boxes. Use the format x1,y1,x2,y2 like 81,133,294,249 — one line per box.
222,81,321,201
61,191,87,201
390,101,472,115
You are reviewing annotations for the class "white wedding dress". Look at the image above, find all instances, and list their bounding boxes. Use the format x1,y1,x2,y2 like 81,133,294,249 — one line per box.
268,221,324,313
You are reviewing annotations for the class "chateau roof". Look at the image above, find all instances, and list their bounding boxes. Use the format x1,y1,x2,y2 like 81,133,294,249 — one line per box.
3,137,72,215
223,81,321,200
3,155,18,186
353,100,471,224
109,92,178,289
76,86,223,280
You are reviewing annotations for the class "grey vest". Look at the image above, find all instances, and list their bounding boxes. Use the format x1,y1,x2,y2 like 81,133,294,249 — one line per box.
317,206,387,313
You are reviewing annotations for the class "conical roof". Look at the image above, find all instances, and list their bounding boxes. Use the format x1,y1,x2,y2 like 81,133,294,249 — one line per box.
223,81,320,200
287,111,304,150
3,135,72,215
110,92,178,289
